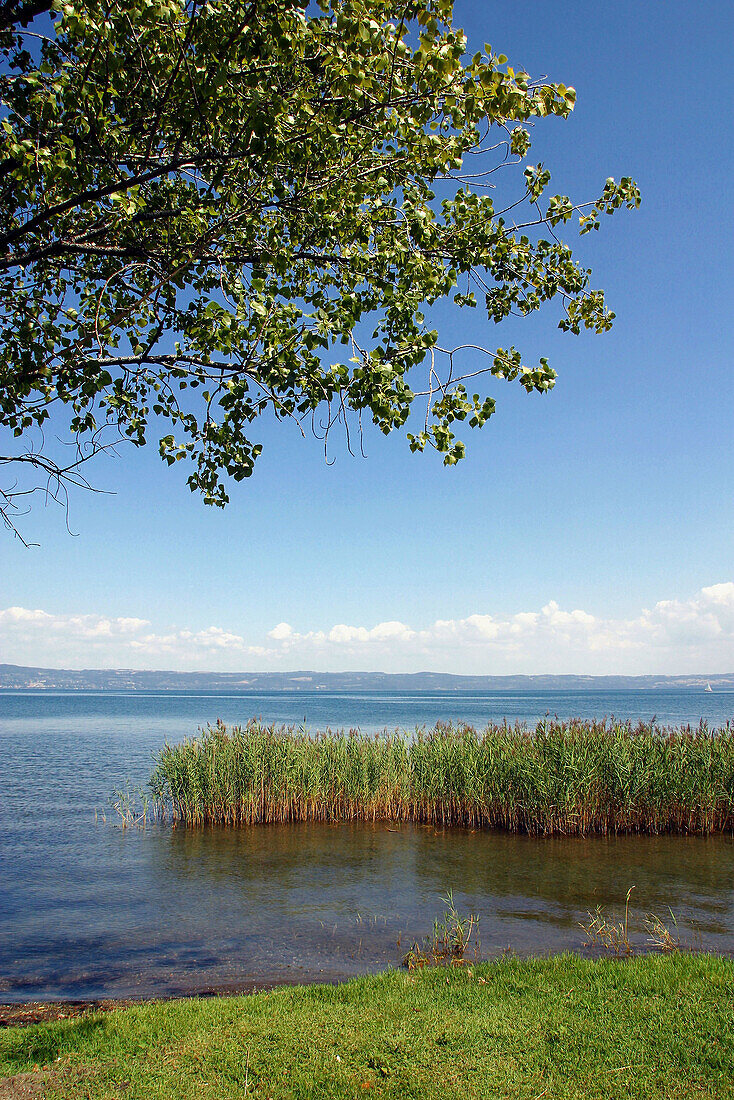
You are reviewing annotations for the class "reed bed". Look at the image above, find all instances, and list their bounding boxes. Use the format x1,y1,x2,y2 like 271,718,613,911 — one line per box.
149,717,734,835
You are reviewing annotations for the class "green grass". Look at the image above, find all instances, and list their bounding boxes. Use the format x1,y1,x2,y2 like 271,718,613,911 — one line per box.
2,955,733,1098
150,718,734,834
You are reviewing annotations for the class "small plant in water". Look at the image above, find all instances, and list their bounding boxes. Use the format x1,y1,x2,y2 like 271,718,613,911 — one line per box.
643,908,681,953
403,890,480,970
111,781,149,828
580,885,636,958
580,887,683,957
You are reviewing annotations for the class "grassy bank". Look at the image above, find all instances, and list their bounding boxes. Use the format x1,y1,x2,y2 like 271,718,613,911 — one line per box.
2,954,733,1099
150,719,734,834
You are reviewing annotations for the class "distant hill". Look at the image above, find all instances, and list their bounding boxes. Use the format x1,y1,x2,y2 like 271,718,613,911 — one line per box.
0,663,732,692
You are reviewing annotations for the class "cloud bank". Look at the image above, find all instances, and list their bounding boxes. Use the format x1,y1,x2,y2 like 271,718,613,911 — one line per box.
2,582,734,674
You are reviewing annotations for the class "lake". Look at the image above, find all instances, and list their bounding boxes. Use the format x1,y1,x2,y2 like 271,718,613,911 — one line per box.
2,688,733,1001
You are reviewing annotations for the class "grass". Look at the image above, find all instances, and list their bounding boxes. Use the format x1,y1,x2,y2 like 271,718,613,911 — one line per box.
1,954,733,1099
149,718,734,834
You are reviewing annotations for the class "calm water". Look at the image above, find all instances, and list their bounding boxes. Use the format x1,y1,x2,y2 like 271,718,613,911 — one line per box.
2,689,734,1001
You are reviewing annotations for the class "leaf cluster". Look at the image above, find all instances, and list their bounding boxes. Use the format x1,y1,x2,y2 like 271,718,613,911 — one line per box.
0,0,639,530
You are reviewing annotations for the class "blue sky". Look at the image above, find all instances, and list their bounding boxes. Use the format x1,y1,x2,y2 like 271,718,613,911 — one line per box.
1,0,733,674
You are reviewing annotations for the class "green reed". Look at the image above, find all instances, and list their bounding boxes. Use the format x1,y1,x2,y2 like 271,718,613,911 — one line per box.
149,717,734,834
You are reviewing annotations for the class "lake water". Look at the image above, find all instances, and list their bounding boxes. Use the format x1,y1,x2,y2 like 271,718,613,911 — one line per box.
2,689,734,1002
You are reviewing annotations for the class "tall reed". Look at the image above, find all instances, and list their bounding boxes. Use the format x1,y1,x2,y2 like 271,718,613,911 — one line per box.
150,717,734,835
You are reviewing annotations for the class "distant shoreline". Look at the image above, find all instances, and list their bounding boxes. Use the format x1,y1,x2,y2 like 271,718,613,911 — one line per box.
2,662,734,693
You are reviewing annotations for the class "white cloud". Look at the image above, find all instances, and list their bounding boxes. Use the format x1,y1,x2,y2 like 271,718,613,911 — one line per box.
2,582,734,673
251,585,734,673
326,620,414,645
129,625,248,654
0,606,53,625
268,622,294,641
0,608,259,669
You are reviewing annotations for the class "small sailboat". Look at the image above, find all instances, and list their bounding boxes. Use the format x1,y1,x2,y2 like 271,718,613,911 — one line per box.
704,681,713,693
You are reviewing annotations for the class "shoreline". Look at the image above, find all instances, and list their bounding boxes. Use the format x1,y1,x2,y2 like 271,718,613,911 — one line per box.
0,974,339,1027
6,939,734,1027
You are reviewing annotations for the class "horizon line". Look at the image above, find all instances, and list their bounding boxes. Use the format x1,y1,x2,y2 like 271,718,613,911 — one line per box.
1,662,732,682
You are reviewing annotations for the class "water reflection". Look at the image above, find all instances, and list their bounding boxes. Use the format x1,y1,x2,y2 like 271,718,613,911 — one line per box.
161,822,734,913
5,823,731,1002
4,690,734,1002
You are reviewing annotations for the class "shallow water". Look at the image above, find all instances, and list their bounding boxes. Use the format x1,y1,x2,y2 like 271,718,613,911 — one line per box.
2,689,734,1001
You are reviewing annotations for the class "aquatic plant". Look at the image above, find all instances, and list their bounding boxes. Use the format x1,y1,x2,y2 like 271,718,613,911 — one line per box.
579,886,636,957
403,890,481,970
580,887,683,956
150,717,734,834
111,781,149,828
643,909,682,953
